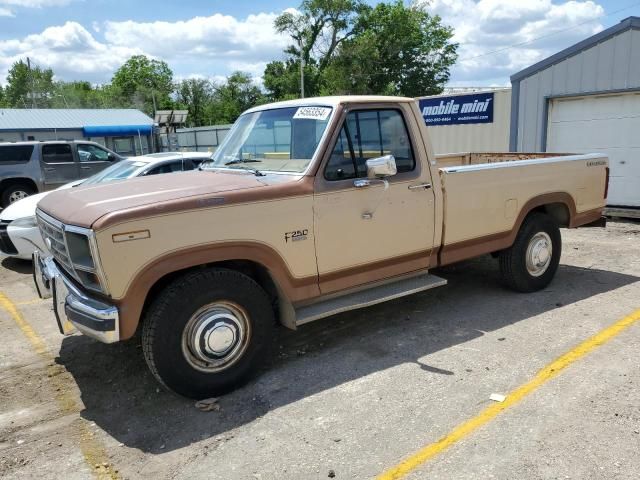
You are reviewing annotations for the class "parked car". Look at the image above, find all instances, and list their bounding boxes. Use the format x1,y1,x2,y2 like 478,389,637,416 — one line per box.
0,140,124,208
33,96,608,398
0,151,213,260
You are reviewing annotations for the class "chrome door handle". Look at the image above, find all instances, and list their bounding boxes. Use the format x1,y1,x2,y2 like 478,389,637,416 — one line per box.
354,179,371,188
80,166,91,170
44,167,55,172
408,183,432,190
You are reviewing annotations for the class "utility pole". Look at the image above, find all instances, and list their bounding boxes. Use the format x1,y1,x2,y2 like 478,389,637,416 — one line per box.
299,37,305,99
26,57,36,108
151,91,157,115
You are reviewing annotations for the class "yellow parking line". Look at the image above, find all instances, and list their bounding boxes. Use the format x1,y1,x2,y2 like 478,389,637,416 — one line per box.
377,308,640,480
0,293,48,355
0,291,120,479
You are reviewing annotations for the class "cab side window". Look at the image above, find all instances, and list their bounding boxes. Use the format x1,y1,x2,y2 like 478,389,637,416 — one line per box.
324,109,415,181
325,127,356,180
42,144,73,163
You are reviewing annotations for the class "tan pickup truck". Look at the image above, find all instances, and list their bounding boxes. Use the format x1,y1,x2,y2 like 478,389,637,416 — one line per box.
33,96,609,398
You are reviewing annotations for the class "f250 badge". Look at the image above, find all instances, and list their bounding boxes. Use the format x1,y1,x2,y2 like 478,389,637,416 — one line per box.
285,229,309,243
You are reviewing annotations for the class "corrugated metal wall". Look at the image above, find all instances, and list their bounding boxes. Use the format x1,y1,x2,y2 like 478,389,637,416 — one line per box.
421,89,511,154
161,124,233,152
514,27,640,151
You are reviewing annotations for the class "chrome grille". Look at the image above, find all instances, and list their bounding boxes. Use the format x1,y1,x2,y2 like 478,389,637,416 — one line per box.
36,212,73,272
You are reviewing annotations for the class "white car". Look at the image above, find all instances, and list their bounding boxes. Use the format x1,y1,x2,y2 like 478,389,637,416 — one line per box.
0,152,213,260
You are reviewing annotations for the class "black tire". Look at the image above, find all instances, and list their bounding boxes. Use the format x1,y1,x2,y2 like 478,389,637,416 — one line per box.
499,212,561,293
1,183,35,208
142,268,275,399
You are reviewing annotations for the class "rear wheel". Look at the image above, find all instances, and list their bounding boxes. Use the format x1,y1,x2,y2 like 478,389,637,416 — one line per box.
142,268,275,399
499,212,561,292
1,183,35,208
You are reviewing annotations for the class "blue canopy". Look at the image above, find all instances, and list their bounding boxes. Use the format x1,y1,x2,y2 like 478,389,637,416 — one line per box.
83,125,153,137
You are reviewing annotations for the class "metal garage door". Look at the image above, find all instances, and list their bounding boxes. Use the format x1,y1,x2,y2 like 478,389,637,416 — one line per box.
547,92,640,207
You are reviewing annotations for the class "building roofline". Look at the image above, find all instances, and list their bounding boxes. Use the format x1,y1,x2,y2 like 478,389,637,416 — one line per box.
511,16,640,83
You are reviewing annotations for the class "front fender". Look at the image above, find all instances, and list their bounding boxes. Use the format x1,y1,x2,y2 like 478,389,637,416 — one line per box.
113,241,319,339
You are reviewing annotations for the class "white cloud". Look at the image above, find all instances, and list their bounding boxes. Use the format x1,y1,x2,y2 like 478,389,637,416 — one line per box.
103,13,288,63
0,0,75,16
0,11,289,86
0,21,142,84
423,0,605,86
0,2,607,88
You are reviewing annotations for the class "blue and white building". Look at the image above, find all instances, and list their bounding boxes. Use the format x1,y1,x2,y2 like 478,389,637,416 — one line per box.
0,108,155,156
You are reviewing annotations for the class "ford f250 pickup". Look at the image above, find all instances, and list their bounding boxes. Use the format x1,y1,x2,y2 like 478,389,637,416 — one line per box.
32,96,609,399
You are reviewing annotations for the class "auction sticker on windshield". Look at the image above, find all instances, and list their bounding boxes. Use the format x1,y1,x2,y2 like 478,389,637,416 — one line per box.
293,106,332,120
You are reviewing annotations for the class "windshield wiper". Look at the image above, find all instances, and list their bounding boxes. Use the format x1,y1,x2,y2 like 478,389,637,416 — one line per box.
200,158,265,176
224,159,262,166
223,158,266,176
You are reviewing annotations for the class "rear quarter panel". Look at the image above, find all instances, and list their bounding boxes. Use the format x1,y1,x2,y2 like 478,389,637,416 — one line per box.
440,153,608,247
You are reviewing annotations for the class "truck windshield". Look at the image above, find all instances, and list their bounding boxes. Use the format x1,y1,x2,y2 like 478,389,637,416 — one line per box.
204,106,333,174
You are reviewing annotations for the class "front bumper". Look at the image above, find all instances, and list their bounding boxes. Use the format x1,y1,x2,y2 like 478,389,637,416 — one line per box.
33,251,120,344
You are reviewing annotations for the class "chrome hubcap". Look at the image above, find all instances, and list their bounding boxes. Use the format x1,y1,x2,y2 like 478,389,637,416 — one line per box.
9,191,29,203
526,232,553,277
182,302,251,372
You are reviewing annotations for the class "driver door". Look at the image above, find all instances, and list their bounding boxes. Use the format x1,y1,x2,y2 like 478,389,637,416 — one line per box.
313,106,436,295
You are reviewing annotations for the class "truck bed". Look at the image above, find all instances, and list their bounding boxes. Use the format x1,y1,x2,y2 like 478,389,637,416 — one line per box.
436,153,608,265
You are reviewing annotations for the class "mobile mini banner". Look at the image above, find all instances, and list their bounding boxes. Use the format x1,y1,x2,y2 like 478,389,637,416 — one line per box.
419,92,494,126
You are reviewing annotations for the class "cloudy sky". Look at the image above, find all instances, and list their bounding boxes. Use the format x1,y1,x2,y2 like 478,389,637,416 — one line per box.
0,0,638,88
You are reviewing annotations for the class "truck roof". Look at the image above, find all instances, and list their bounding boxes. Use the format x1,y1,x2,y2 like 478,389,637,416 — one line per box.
246,95,416,114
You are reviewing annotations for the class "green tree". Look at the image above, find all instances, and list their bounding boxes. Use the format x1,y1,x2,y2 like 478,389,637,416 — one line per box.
208,72,266,124
265,0,365,99
50,81,95,108
0,85,5,107
263,59,319,101
176,78,214,127
111,55,175,114
324,2,458,96
5,59,55,108
267,0,458,98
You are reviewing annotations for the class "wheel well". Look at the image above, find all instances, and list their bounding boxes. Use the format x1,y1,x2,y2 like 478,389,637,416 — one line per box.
0,178,38,194
530,202,570,227
140,260,281,331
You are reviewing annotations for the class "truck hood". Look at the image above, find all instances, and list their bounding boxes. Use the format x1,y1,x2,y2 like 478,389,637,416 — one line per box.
37,170,310,230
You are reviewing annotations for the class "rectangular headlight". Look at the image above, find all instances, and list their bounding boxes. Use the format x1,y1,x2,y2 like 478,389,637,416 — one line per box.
64,226,107,295
66,231,95,270
36,210,108,296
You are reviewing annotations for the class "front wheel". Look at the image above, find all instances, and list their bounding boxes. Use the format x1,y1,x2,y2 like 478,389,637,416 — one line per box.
142,268,275,399
499,212,561,293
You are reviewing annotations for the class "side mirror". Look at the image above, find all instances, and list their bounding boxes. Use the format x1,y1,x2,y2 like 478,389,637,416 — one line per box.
108,153,117,161
366,155,397,179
